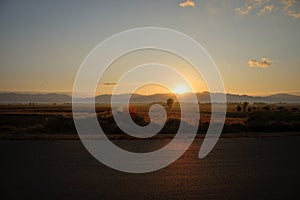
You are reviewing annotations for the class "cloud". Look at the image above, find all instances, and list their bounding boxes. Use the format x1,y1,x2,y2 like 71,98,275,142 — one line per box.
235,7,251,15
235,0,300,19
281,0,296,10
259,4,276,14
180,0,195,8
248,57,272,68
287,10,300,18
101,82,117,86
235,0,265,15
282,0,300,18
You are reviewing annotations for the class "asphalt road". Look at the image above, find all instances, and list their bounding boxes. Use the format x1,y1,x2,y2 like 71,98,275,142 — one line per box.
1,137,300,200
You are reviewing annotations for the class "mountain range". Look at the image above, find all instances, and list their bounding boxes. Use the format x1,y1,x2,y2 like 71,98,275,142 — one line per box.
1,92,300,104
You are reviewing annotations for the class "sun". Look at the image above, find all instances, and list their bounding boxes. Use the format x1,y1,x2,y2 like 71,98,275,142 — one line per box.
173,84,191,94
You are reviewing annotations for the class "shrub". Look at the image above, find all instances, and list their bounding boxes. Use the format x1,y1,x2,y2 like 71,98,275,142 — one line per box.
42,115,76,133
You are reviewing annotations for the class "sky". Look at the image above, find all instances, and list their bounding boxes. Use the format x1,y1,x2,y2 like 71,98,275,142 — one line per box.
0,0,300,96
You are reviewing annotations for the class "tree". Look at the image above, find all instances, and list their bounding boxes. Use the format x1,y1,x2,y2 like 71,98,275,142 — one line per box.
166,98,174,109
236,105,242,112
262,105,270,111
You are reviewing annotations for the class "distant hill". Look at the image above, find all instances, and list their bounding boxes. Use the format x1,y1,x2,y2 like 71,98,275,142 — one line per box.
95,92,300,104
0,93,71,103
1,92,300,104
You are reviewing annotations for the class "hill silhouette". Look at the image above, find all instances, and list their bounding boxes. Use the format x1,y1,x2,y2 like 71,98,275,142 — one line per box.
1,92,300,104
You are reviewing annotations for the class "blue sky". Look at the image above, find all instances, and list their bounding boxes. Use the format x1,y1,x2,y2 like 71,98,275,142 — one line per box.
0,0,300,95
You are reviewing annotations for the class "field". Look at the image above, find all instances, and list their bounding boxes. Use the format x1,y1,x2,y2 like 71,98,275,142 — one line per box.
1,102,300,139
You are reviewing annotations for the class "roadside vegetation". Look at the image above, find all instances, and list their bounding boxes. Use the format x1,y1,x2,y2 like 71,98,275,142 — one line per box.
1,102,300,137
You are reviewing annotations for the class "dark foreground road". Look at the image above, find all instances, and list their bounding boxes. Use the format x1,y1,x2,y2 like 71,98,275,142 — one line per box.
1,137,300,200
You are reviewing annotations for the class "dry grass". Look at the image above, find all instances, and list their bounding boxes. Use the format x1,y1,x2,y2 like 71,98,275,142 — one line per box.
1,103,300,137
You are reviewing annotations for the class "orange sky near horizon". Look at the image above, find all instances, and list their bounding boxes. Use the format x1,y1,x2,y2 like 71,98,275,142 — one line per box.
0,1,300,96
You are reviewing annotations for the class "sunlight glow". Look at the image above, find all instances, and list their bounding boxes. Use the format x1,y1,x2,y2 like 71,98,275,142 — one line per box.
173,84,191,94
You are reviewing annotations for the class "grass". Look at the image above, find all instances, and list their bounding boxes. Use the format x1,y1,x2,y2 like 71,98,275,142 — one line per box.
0,103,300,138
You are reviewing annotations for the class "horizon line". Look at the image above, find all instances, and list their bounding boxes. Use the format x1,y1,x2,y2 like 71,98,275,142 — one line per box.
1,91,300,97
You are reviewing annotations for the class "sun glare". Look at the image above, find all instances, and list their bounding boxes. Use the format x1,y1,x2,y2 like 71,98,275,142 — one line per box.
173,85,190,94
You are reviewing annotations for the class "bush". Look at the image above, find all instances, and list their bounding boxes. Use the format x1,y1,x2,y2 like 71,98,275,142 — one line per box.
42,115,76,133
246,111,300,132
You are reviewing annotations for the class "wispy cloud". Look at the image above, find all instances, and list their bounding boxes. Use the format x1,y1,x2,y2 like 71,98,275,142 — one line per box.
248,57,272,68
287,10,300,18
259,4,276,14
101,82,117,86
282,0,296,10
235,0,300,19
281,0,300,18
235,0,265,15
179,0,196,8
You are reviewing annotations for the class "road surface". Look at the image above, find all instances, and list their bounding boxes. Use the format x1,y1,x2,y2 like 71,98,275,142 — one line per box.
1,137,300,199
